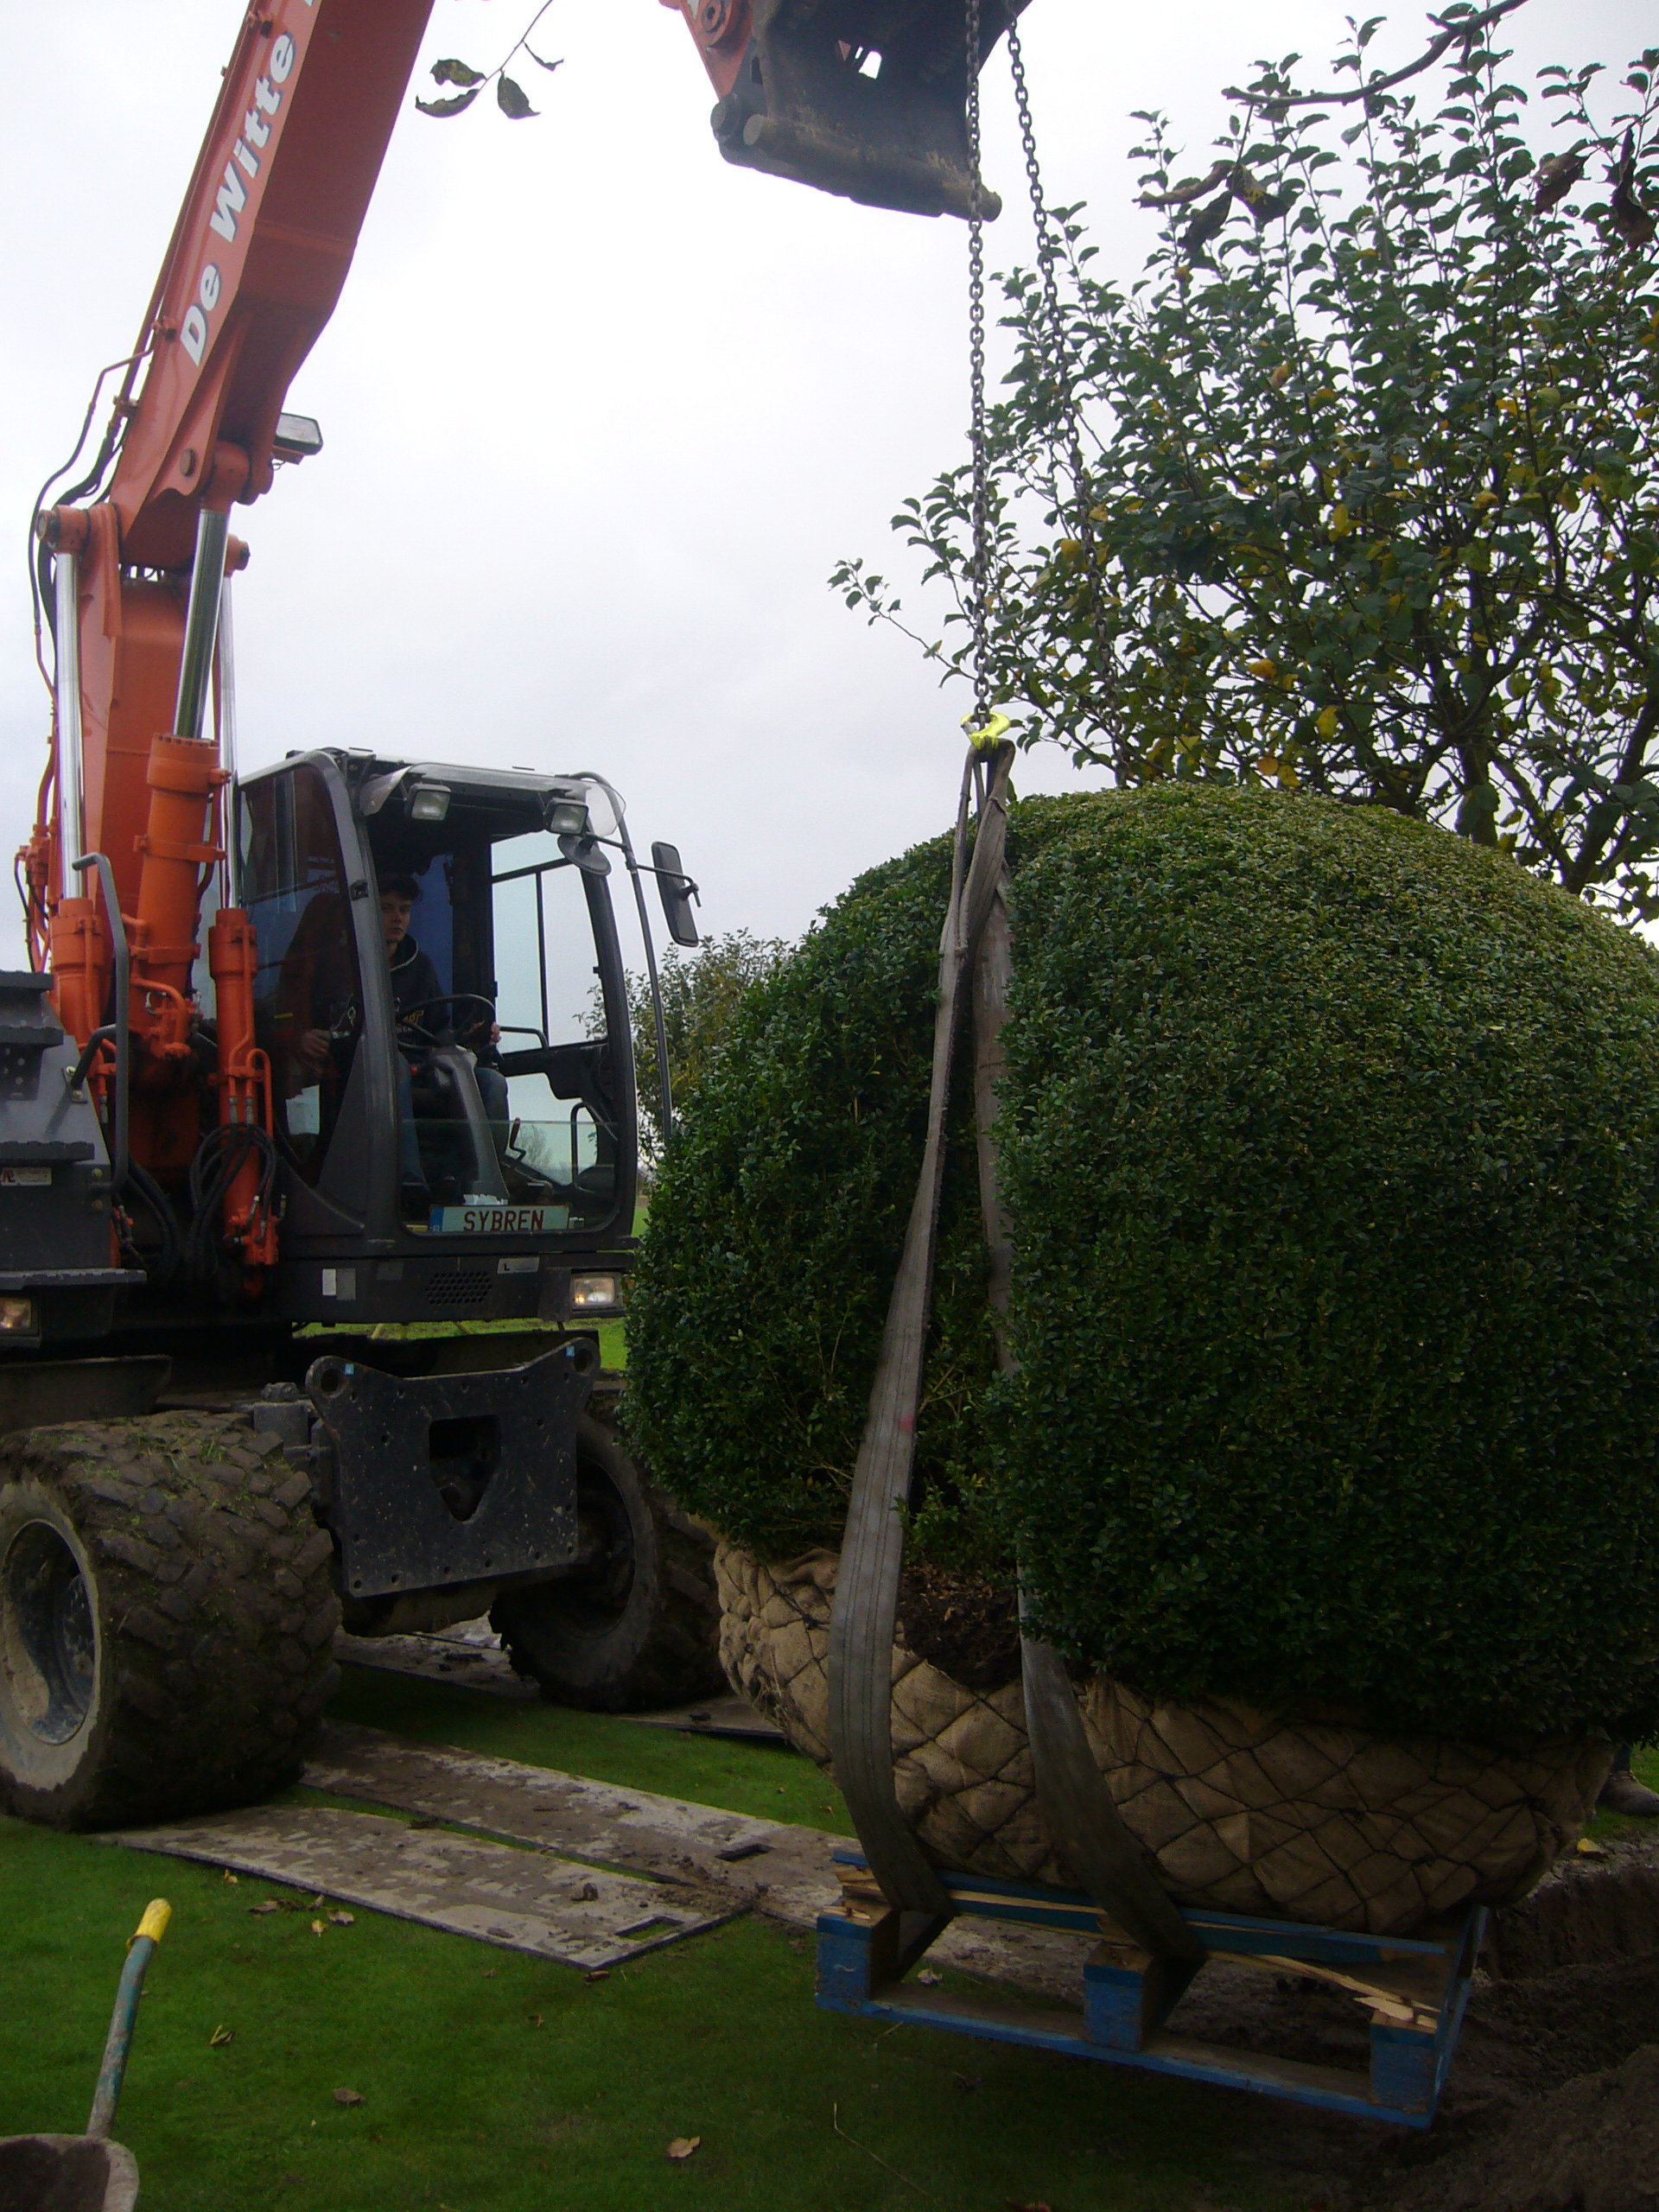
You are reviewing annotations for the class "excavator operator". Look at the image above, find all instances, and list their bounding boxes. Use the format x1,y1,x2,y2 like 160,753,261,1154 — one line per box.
377,874,511,1211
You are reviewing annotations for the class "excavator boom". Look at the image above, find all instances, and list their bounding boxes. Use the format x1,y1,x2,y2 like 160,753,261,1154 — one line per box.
111,0,435,569
21,0,1027,1301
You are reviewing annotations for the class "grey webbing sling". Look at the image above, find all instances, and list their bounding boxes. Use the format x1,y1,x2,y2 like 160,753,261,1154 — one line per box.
829,739,1201,1967
825,748,1007,1917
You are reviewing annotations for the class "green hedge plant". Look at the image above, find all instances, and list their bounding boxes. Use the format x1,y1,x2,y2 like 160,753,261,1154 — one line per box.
627,788,1659,1746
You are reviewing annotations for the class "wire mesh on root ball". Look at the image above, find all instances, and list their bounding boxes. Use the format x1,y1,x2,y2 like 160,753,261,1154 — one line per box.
626,785,1659,1753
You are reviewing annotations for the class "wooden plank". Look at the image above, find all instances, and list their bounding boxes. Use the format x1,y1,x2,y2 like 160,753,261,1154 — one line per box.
854,1980,1106,2051
1141,2031,1404,2119
1084,1942,1196,2051
1227,1948,1450,2031
1183,1910,1453,1967
830,1847,1462,1967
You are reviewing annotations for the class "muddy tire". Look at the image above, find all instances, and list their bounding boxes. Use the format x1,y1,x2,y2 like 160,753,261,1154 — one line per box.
491,1413,721,1711
0,1411,340,1829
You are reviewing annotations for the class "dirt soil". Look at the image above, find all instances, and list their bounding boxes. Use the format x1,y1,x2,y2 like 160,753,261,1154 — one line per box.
1177,1827,1659,2211
895,1560,1021,1691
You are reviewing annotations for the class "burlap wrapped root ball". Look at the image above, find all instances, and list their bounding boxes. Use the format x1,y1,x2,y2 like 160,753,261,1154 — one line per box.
626,787,1659,1932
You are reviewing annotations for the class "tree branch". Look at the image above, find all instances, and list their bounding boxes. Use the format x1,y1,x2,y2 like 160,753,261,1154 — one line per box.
1223,0,1533,111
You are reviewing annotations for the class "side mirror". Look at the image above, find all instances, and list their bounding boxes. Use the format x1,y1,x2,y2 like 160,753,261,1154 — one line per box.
652,842,700,948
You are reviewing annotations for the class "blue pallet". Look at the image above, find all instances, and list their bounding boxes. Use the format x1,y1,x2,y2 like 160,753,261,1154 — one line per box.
817,1851,1484,2127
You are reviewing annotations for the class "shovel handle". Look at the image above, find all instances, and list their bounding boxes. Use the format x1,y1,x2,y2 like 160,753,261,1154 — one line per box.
86,1901,171,2139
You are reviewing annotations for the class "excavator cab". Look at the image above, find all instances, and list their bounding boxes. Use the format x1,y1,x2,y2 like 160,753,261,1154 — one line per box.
231,752,640,1329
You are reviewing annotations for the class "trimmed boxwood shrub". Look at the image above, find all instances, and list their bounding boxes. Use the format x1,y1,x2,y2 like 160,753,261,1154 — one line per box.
625,829,1001,1572
627,787,1659,1745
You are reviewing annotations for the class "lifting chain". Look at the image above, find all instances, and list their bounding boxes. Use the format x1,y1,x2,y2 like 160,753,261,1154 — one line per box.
963,0,993,734
963,6,1111,754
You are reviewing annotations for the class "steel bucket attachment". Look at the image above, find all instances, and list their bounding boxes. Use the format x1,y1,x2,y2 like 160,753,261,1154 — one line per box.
700,0,1029,217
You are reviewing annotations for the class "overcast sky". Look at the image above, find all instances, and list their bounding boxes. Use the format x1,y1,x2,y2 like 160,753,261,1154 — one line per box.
2,0,1645,968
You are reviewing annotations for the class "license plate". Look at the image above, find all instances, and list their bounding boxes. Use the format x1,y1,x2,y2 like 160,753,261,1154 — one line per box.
428,1204,566,1236
0,1167,51,1189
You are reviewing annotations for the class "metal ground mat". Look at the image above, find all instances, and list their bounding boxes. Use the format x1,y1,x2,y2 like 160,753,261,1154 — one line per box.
106,1803,738,1970
302,1719,833,1921
624,1694,785,1744
300,1721,1100,1998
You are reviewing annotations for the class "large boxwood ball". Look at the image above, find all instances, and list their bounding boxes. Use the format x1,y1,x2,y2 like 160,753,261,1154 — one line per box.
626,787,1659,1746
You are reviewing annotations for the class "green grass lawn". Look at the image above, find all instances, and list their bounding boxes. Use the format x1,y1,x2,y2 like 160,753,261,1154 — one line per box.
0,1823,1280,2212
1583,1738,1659,1843
327,1663,851,1834
0,1692,1286,2212
4,1665,1652,2211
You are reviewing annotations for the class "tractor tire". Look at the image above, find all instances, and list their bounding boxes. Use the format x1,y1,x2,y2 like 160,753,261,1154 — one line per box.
0,1410,340,1829
490,1413,721,1711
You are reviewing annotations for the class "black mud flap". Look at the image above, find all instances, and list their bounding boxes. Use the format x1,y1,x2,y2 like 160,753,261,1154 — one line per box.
305,1341,596,1601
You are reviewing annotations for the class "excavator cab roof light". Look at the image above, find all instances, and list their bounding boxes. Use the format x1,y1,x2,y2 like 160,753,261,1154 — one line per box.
545,797,589,838
272,412,324,465
407,781,451,823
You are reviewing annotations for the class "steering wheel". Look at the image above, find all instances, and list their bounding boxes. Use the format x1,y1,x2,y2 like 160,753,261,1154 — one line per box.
394,992,499,1050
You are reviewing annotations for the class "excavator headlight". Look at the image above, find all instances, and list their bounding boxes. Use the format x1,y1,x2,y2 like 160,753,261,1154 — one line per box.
546,798,589,838
0,1297,38,1335
271,412,323,465
569,1274,623,1315
408,781,451,823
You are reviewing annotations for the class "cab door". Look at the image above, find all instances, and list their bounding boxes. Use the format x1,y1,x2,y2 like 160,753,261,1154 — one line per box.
486,836,636,1237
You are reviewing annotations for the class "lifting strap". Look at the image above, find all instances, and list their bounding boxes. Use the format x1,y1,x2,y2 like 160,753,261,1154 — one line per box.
828,4,1203,1967
827,741,1014,1917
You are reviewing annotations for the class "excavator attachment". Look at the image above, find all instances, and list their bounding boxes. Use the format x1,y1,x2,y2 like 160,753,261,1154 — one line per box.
674,0,1030,219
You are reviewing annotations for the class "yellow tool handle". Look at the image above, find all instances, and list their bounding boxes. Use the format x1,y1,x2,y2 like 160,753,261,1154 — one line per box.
132,1898,172,1948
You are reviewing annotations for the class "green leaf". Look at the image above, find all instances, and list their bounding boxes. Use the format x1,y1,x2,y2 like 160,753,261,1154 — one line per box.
524,44,564,73
429,58,485,87
497,74,537,119
416,84,482,117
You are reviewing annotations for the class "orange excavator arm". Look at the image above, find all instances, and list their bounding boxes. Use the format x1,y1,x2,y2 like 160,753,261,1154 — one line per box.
26,0,1024,1287
39,0,435,919
111,3,435,567
29,1,441,1277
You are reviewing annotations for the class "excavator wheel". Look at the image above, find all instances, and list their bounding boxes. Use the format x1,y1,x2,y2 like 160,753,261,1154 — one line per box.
490,1412,722,1712
0,1410,340,1829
